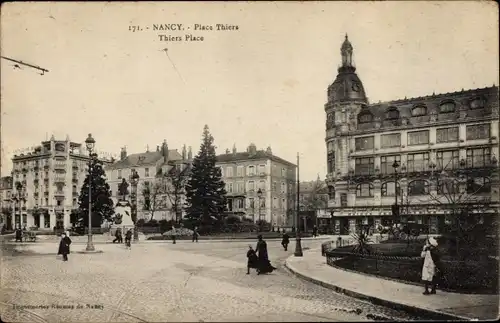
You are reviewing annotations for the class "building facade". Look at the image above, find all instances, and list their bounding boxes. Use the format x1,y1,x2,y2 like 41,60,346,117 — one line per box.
323,35,499,234
104,141,191,221
216,144,297,227
0,176,13,227
9,135,114,230
299,178,329,230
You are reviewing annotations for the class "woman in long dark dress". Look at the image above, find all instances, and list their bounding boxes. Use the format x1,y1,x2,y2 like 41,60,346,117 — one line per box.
255,235,277,274
57,233,72,261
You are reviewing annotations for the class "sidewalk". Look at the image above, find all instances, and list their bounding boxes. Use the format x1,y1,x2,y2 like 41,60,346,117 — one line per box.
285,248,499,321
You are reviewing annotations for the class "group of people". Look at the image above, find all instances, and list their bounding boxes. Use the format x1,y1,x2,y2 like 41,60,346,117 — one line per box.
246,235,277,275
112,228,133,249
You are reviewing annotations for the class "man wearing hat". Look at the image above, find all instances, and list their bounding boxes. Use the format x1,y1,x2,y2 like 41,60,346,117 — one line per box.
421,237,442,295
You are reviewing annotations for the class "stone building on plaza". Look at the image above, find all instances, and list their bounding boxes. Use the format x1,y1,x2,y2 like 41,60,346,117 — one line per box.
104,141,191,221
8,135,114,230
323,35,499,235
216,144,297,227
0,176,13,228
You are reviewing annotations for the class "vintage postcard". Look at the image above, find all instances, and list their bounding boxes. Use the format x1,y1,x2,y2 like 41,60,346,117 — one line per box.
1,1,498,322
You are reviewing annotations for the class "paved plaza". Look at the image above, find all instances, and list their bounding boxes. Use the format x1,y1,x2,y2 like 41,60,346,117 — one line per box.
1,239,422,322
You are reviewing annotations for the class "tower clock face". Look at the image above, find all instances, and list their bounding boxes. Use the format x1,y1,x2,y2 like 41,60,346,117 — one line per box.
351,81,361,92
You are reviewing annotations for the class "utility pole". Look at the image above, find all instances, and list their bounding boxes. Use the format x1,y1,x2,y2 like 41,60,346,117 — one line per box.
294,152,303,257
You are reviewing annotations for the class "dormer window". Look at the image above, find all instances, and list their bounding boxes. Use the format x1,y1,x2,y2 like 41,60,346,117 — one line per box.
470,97,486,110
411,105,427,117
357,112,373,124
439,101,456,113
385,108,400,120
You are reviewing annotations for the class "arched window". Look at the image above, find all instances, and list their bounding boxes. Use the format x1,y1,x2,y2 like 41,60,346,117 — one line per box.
470,97,486,110
381,181,400,196
411,105,427,117
439,101,456,113
356,183,374,197
408,180,429,195
357,112,373,124
467,177,491,194
385,108,400,120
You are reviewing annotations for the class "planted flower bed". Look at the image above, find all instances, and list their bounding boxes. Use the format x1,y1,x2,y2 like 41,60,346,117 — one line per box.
325,243,499,294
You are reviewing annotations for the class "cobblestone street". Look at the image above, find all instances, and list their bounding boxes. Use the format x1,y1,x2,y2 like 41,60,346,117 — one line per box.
1,239,423,322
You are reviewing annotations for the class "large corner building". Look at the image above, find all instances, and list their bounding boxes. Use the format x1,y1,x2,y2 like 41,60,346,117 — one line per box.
323,35,499,234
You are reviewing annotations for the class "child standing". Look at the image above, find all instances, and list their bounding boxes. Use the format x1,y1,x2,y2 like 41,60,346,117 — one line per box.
246,245,258,274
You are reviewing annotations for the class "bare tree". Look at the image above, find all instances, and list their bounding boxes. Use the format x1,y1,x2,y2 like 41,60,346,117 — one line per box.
164,165,190,223
415,158,496,257
141,180,164,222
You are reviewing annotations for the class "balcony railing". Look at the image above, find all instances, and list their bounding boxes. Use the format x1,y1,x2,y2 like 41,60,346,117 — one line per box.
354,167,375,176
54,191,65,197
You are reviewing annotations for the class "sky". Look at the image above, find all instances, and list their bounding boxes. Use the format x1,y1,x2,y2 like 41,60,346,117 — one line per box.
1,1,498,181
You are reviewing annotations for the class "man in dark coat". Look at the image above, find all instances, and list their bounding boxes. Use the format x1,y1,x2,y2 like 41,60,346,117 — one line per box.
312,225,318,237
113,228,123,243
125,229,132,249
192,226,199,243
255,235,276,274
57,233,72,261
281,232,290,251
15,227,23,242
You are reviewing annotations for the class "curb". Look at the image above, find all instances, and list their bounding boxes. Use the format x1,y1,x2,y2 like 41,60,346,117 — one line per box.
284,255,472,321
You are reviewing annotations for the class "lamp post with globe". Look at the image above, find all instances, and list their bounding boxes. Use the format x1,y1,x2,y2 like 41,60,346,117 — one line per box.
85,134,96,252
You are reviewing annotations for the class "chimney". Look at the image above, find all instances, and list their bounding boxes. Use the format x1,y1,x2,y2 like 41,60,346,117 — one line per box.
266,146,272,155
232,144,237,155
188,146,193,160
182,144,187,160
162,140,169,163
120,147,127,160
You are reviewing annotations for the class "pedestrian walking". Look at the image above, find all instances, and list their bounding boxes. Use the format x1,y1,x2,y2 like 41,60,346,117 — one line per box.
171,225,177,244
15,227,23,242
113,228,123,243
57,232,72,261
125,229,132,249
421,237,442,295
255,235,276,275
312,225,318,237
246,245,258,274
192,226,199,243
281,231,290,251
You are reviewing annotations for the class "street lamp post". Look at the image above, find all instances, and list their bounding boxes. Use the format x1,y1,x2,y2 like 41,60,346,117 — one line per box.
130,169,140,241
85,134,96,252
257,188,263,232
294,152,303,257
392,160,400,224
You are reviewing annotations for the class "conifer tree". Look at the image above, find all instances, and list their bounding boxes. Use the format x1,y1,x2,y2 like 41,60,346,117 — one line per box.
185,125,227,226
77,154,114,227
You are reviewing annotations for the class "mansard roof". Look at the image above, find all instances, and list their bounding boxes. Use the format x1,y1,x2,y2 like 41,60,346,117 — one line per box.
106,150,182,170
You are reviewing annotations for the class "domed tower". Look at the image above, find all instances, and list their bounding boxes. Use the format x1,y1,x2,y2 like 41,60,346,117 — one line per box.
325,35,368,208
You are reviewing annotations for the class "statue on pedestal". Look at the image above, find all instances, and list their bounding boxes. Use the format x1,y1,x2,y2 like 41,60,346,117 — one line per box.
111,178,134,238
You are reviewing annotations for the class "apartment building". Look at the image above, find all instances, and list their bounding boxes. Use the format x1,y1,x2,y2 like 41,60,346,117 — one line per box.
104,141,191,221
9,135,114,230
323,35,499,234
0,176,13,227
216,144,297,227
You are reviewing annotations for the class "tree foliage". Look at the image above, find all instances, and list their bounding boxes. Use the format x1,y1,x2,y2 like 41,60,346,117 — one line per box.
77,155,114,227
300,177,328,211
185,125,227,226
